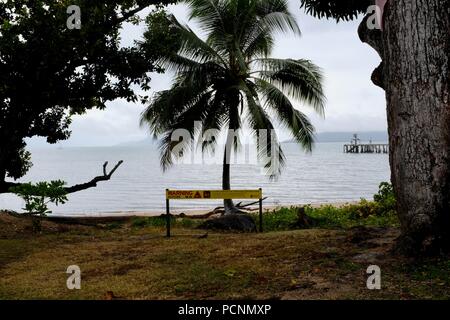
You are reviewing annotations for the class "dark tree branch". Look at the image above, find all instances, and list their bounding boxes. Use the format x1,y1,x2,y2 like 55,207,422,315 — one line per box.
0,161,124,194
65,161,124,194
112,5,147,25
109,1,178,26
235,197,268,208
0,181,20,194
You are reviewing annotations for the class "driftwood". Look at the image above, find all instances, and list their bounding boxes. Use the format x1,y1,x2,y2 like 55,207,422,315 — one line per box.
0,161,124,194
161,212,218,220
163,197,269,220
206,197,269,216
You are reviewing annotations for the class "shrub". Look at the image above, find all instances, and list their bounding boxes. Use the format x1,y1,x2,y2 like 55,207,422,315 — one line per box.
373,182,396,215
9,180,68,233
256,183,399,232
9,180,68,216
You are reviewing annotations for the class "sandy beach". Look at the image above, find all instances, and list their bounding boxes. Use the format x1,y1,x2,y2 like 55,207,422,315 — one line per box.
47,201,360,218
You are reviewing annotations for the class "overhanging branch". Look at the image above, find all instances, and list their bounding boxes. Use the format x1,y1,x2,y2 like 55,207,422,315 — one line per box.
0,161,124,194
109,1,178,26
65,161,124,194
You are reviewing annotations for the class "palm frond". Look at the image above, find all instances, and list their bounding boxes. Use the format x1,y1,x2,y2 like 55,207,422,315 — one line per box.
157,90,215,170
242,22,275,59
241,0,300,59
255,0,301,35
253,58,326,115
186,0,227,36
256,78,315,151
141,0,326,181
242,82,285,179
166,14,226,66
200,90,229,154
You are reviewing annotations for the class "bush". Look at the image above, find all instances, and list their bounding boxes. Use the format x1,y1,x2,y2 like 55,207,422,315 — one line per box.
129,183,399,233
9,180,68,233
373,181,396,215
254,182,399,232
9,180,68,216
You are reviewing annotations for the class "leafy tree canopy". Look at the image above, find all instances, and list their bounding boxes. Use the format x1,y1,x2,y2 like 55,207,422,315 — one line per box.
300,0,371,21
0,0,175,183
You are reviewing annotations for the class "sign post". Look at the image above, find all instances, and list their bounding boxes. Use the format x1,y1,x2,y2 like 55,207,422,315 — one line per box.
165,189,170,238
259,188,263,233
165,189,263,238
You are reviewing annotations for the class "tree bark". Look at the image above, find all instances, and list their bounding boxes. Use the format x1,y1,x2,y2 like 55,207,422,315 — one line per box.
360,0,450,255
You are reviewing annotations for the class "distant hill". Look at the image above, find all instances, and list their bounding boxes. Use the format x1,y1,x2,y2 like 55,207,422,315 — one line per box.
120,131,389,147
285,131,388,144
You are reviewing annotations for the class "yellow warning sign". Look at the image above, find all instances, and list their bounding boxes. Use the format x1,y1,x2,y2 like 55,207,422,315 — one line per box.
166,189,262,200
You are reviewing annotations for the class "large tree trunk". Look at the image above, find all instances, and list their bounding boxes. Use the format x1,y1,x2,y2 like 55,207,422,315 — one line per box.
360,0,450,255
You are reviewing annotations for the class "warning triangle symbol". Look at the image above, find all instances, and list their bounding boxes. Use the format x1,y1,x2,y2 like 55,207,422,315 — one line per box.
194,191,202,198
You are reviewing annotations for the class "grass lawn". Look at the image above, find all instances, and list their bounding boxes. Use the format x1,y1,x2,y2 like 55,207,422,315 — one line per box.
1,208,449,300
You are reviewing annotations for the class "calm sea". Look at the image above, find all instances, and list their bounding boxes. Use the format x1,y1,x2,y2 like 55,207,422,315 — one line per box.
0,142,390,216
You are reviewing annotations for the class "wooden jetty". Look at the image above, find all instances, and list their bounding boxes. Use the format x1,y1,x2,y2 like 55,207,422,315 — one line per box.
343,143,389,154
343,134,389,154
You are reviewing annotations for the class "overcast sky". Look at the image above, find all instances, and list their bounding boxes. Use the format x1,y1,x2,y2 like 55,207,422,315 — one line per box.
30,0,386,148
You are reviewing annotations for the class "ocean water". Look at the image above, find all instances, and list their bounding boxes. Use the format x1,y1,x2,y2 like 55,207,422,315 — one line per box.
0,142,390,216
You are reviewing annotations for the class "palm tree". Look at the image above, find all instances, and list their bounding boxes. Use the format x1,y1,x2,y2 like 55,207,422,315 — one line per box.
141,0,325,214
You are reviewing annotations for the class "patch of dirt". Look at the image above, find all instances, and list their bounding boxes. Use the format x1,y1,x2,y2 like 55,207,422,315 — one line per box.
282,273,355,300
280,227,401,299
0,211,90,238
112,263,143,276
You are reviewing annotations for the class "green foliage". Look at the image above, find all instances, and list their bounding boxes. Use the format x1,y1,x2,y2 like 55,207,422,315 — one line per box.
374,182,396,207
10,180,68,215
306,202,399,229
140,9,182,73
299,0,371,21
255,182,398,232
258,207,299,231
0,1,173,183
259,202,398,232
140,0,325,178
130,183,398,233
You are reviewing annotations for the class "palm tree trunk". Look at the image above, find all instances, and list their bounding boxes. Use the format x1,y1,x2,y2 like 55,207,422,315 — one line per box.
222,129,236,214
